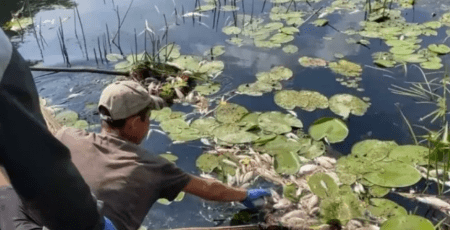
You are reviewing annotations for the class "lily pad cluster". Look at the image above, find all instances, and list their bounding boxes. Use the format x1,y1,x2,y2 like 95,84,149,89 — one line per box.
237,66,293,96
336,139,426,190
328,94,370,119
274,90,328,111
54,109,90,130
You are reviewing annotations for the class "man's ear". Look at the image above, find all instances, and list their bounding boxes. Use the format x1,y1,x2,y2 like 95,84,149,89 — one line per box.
129,116,140,129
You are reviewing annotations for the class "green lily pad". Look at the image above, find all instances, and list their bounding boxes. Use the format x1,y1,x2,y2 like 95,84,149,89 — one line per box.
55,110,79,126
264,22,284,30
374,59,396,68
363,161,422,187
381,215,435,230
308,117,349,144
126,53,147,63
312,19,328,27
157,198,172,205
280,27,299,35
308,173,339,199
296,90,329,112
160,119,190,134
198,61,224,75
257,66,293,83
114,61,133,70
301,139,326,159
282,45,298,54
159,153,179,162
159,44,181,61
106,53,124,62
226,37,244,46
212,124,259,143
329,94,370,119
369,186,391,197
174,191,185,202
274,151,301,175
196,154,220,173
337,172,357,185
253,40,282,48
351,139,398,162
204,45,226,58
222,26,242,35
420,61,443,70
393,54,427,63
368,198,407,220
151,107,172,122
73,120,89,130
171,55,201,72
190,117,220,136
195,82,221,96
320,193,363,225
389,46,416,55
428,44,450,54
238,112,260,131
168,129,202,142
274,90,301,110
388,145,429,165
269,33,295,44
257,111,303,134
196,4,216,12
214,102,249,124
221,5,239,11
285,17,305,27
328,60,362,77
298,57,327,67
283,183,301,203
237,81,276,96
261,135,303,156
334,53,344,59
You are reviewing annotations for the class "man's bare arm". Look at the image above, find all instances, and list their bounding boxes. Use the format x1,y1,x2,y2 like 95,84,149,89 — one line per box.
182,175,247,202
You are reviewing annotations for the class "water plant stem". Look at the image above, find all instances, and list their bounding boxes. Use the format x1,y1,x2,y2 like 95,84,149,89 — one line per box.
75,6,89,60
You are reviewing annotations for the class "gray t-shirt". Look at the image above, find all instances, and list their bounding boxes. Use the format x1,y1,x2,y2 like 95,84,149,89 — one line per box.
55,127,192,230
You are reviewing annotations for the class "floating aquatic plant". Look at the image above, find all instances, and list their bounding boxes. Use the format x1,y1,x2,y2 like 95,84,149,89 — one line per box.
298,57,327,67
204,45,226,57
194,82,221,95
282,45,298,54
312,19,328,27
381,215,435,230
308,173,339,199
212,124,259,143
328,60,362,77
363,161,422,187
428,44,450,54
367,198,407,220
308,117,349,144
222,26,241,35
196,153,220,173
274,151,301,175
329,94,370,119
257,111,303,134
214,102,249,124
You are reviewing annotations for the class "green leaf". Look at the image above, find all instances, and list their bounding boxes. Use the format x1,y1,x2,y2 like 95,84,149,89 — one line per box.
428,44,450,54
374,59,396,68
329,94,370,119
420,61,443,70
55,110,79,126
298,57,327,67
159,153,179,162
195,82,221,96
274,90,301,110
106,53,124,62
320,193,363,225
381,215,435,230
369,186,391,197
196,154,220,173
269,33,295,44
258,111,303,134
214,102,249,124
328,60,362,77
308,117,349,143
198,61,224,75
308,173,339,199
174,191,185,202
363,161,422,187
282,45,298,54
204,45,225,57
312,19,328,27
212,124,259,143
283,183,301,203
222,26,241,35
388,145,429,165
351,139,398,162
296,90,329,112
72,120,89,130
368,198,407,220
274,151,301,175
190,117,220,136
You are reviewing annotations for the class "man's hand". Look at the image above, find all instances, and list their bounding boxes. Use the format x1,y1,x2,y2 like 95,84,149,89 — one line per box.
241,189,271,209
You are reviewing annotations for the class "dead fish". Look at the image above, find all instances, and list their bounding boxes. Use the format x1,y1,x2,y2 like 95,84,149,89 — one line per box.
241,182,250,189
222,159,237,168
281,210,308,223
200,172,215,180
299,164,319,175
305,195,319,211
154,5,160,14
416,196,450,211
67,92,83,99
273,198,292,209
282,217,306,228
182,12,209,18
346,219,363,229
309,206,320,216
315,157,333,169
242,171,254,184
227,174,235,186
235,167,241,185
287,110,297,117
353,182,365,194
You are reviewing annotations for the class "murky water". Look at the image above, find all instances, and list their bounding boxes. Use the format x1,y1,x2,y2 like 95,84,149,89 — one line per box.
5,0,450,228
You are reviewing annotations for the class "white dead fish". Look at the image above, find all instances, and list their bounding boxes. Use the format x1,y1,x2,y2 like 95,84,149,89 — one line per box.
285,132,299,140
241,182,250,188
416,196,450,211
318,12,328,18
299,164,319,175
349,9,360,14
200,138,212,146
353,182,365,194
242,171,254,184
287,110,297,117
273,198,292,209
182,12,209,18
235,167,241,185
315,157,333,169
198,21,210,29
309,206,320,216
281,210,308,223
305,195,319,211
154,5,160,14
227,174,235,186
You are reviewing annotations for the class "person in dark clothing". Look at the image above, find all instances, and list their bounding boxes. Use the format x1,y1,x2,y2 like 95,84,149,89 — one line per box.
0,28,115,230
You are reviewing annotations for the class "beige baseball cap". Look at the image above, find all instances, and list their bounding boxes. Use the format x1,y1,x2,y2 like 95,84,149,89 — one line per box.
98,80,152,121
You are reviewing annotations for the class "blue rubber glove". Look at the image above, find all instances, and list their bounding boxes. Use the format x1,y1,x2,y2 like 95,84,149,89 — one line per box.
103,216,117,230
241,189,272,209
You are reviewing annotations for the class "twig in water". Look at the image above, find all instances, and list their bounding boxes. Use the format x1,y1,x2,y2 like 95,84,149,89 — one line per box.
30,66,129,75
58,17,70,67
261,0,267,13
75,6,89,60
111,0,134,55
395,102,418,145
26,0,43,59
304,7,323,24
364,64,394,74
94,48,99,66
106,23,112,53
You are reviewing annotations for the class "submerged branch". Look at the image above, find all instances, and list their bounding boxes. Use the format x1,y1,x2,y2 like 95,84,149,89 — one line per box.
30,67,129,76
